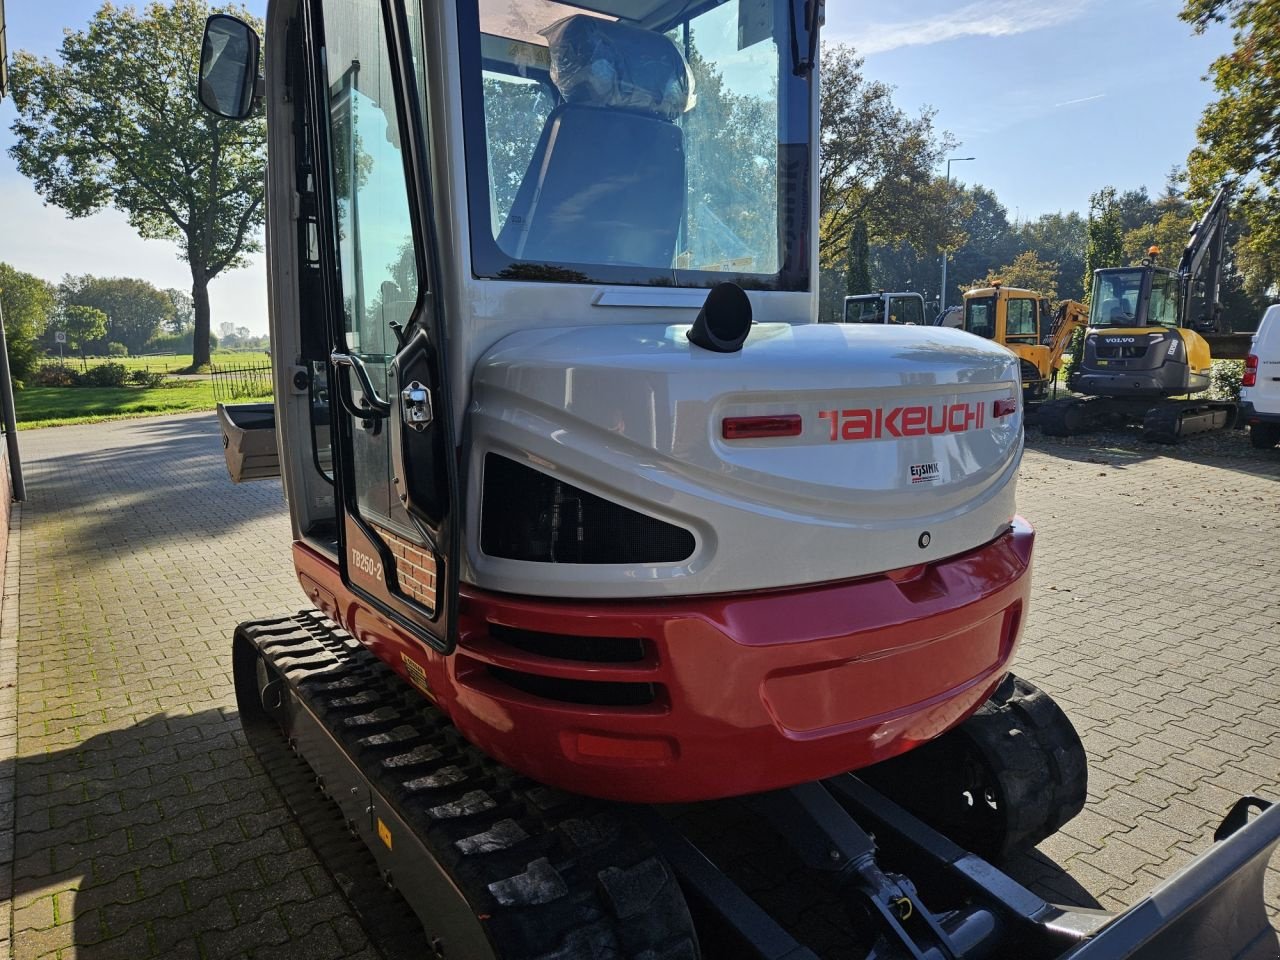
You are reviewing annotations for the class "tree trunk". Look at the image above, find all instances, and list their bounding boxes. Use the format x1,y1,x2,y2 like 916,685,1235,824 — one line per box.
846,219,872,296
191,270,212,369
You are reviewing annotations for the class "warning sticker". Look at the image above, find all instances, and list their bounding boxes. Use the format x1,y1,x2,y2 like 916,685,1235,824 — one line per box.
401,653,435,701
377,817,393,850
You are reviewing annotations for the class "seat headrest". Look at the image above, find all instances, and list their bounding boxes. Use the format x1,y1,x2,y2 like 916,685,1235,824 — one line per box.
542,15,695,121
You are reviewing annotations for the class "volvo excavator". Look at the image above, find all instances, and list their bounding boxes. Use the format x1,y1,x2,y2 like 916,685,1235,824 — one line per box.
198,4,1280,958
960,286,1088,403
1039,188,1235,443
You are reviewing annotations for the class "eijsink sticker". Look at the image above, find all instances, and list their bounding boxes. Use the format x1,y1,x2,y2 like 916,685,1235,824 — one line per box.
910,462,941,484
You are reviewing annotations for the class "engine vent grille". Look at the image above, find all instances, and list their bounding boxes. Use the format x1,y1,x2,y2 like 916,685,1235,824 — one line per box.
488,624,647,664
487,668,657,707
481,454,695,565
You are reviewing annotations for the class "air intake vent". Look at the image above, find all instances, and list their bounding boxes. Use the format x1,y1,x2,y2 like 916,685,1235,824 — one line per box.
489,625,647,664
481,454,695,564
487,668,657,707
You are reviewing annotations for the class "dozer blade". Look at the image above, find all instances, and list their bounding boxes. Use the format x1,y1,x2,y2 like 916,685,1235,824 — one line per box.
1062,797,1279,960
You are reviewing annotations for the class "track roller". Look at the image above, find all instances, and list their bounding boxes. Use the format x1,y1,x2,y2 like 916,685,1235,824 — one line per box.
858,674,1087,862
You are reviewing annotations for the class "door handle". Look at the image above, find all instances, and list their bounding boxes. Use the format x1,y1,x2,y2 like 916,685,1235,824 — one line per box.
331,350,391,420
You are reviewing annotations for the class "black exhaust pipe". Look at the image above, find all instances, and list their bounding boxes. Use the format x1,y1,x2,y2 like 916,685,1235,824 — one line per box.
688,282,752,353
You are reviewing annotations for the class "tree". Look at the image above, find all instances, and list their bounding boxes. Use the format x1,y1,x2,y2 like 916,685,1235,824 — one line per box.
0,263,56,382
1082,188,1125,303
947,186,1017,305
819,43,961,315
977,251,1060,301
845,220,871,296
164,288,195,334
1018,212,1087,302
7,0,266,368
63,305,108,359
58,275,172,354
1182,0,1280,301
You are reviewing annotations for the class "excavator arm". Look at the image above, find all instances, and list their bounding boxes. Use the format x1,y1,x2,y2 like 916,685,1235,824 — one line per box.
1046,300,1088,375
1178,186,1230,332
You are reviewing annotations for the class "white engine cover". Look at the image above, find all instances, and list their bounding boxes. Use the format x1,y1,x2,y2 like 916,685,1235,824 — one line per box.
465,322,1023,599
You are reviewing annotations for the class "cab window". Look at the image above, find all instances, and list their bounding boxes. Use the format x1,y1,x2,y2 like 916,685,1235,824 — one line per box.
1005,298,1037,339
890,296,924,325
964,297,996,339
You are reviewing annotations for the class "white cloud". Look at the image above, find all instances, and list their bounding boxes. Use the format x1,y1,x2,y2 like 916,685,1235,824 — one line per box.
842,0,1093,56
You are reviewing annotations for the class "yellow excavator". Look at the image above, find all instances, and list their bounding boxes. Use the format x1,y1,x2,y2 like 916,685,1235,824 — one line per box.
961,285,1088,402
1039,187,1233,443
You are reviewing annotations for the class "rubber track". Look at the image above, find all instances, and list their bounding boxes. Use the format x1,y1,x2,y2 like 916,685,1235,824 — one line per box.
858,673,1087,862
967,674,1089,859
237,611,699,960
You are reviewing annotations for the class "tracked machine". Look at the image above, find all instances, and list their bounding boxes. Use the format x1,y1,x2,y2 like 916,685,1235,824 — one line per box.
199,3,1280,957
1039,188,1236,443
960,286,1088,404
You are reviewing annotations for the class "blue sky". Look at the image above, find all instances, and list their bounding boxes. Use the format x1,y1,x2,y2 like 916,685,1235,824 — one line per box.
0,0,1233,335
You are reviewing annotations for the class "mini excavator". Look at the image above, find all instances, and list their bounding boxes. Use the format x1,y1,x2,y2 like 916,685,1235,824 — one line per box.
199,4,1279,957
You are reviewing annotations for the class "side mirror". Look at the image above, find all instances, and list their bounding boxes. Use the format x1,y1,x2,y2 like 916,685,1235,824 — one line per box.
198,14,261,120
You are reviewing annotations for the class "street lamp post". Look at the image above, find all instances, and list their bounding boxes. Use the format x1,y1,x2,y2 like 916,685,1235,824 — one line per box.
940,156,975,312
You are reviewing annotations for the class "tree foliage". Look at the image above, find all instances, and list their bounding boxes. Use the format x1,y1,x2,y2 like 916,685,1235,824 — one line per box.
6,0,266,367
818,43,961,316
1182,0,1280,302
1082,188,1125,304
845,220,871,296
976,251,1060,301
0,263,56,382
62,305,109,357
58,275,173,354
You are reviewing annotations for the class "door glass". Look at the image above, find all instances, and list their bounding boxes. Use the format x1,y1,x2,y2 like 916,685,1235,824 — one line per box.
891,297,924,325
321,0,421,542
965,297,996,339
1005,299,1037,338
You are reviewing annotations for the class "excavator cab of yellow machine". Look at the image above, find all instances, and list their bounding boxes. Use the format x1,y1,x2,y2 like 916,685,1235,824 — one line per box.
1074,266,1215,398
962,285,1086,403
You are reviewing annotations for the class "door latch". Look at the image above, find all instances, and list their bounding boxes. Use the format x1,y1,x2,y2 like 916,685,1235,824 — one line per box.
401,381,433,431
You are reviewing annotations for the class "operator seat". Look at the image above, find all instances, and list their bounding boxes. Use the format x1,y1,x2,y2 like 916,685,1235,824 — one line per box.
498,16,693,269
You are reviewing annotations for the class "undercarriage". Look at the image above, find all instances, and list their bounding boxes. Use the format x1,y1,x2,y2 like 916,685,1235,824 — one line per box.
234,611,1280,960
1037,396,1237,444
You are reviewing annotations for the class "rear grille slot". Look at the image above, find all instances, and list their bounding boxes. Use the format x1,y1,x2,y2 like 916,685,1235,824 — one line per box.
487,667,657,706
1095,342,1149,360
488,624,647,664
481,454,695,564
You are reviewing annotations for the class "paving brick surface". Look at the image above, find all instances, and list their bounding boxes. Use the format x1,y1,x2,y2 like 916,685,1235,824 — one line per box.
1,415,377,960
1,412,1278,958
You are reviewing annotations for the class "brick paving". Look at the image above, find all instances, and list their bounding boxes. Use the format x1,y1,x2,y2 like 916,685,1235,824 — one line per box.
0,412,1278,958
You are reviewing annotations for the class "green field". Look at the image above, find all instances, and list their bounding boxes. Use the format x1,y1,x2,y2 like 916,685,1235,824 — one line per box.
14,380,272,430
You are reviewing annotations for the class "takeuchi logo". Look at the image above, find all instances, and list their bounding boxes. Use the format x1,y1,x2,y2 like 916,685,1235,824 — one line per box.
817,402,986,442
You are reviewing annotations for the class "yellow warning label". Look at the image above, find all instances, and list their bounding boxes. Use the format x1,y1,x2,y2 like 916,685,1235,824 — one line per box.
401,653,434,701
377,817,393,850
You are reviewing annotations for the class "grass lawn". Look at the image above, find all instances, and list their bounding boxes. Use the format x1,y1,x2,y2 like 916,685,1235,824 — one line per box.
14,381,272,430
41,351,271,374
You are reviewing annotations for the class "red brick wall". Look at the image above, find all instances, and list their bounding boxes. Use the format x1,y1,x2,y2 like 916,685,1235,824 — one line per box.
374,523,437,611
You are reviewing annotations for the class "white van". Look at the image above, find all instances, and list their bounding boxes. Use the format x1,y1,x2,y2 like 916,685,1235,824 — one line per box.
1241,304,1280,449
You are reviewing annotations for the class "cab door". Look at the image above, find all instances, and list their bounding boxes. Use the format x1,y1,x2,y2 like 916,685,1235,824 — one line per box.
304,0,459,651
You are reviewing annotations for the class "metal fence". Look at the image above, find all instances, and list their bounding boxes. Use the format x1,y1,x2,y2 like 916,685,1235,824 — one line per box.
211,362,274,402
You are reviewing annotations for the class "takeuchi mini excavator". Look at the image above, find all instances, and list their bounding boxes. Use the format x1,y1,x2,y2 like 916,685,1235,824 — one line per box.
1039,188,1235,443
960,286,1088,403
198,3,1280,958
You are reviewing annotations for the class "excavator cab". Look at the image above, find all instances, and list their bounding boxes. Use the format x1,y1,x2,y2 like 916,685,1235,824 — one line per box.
1074,266,1213,399
963,286,1060,401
